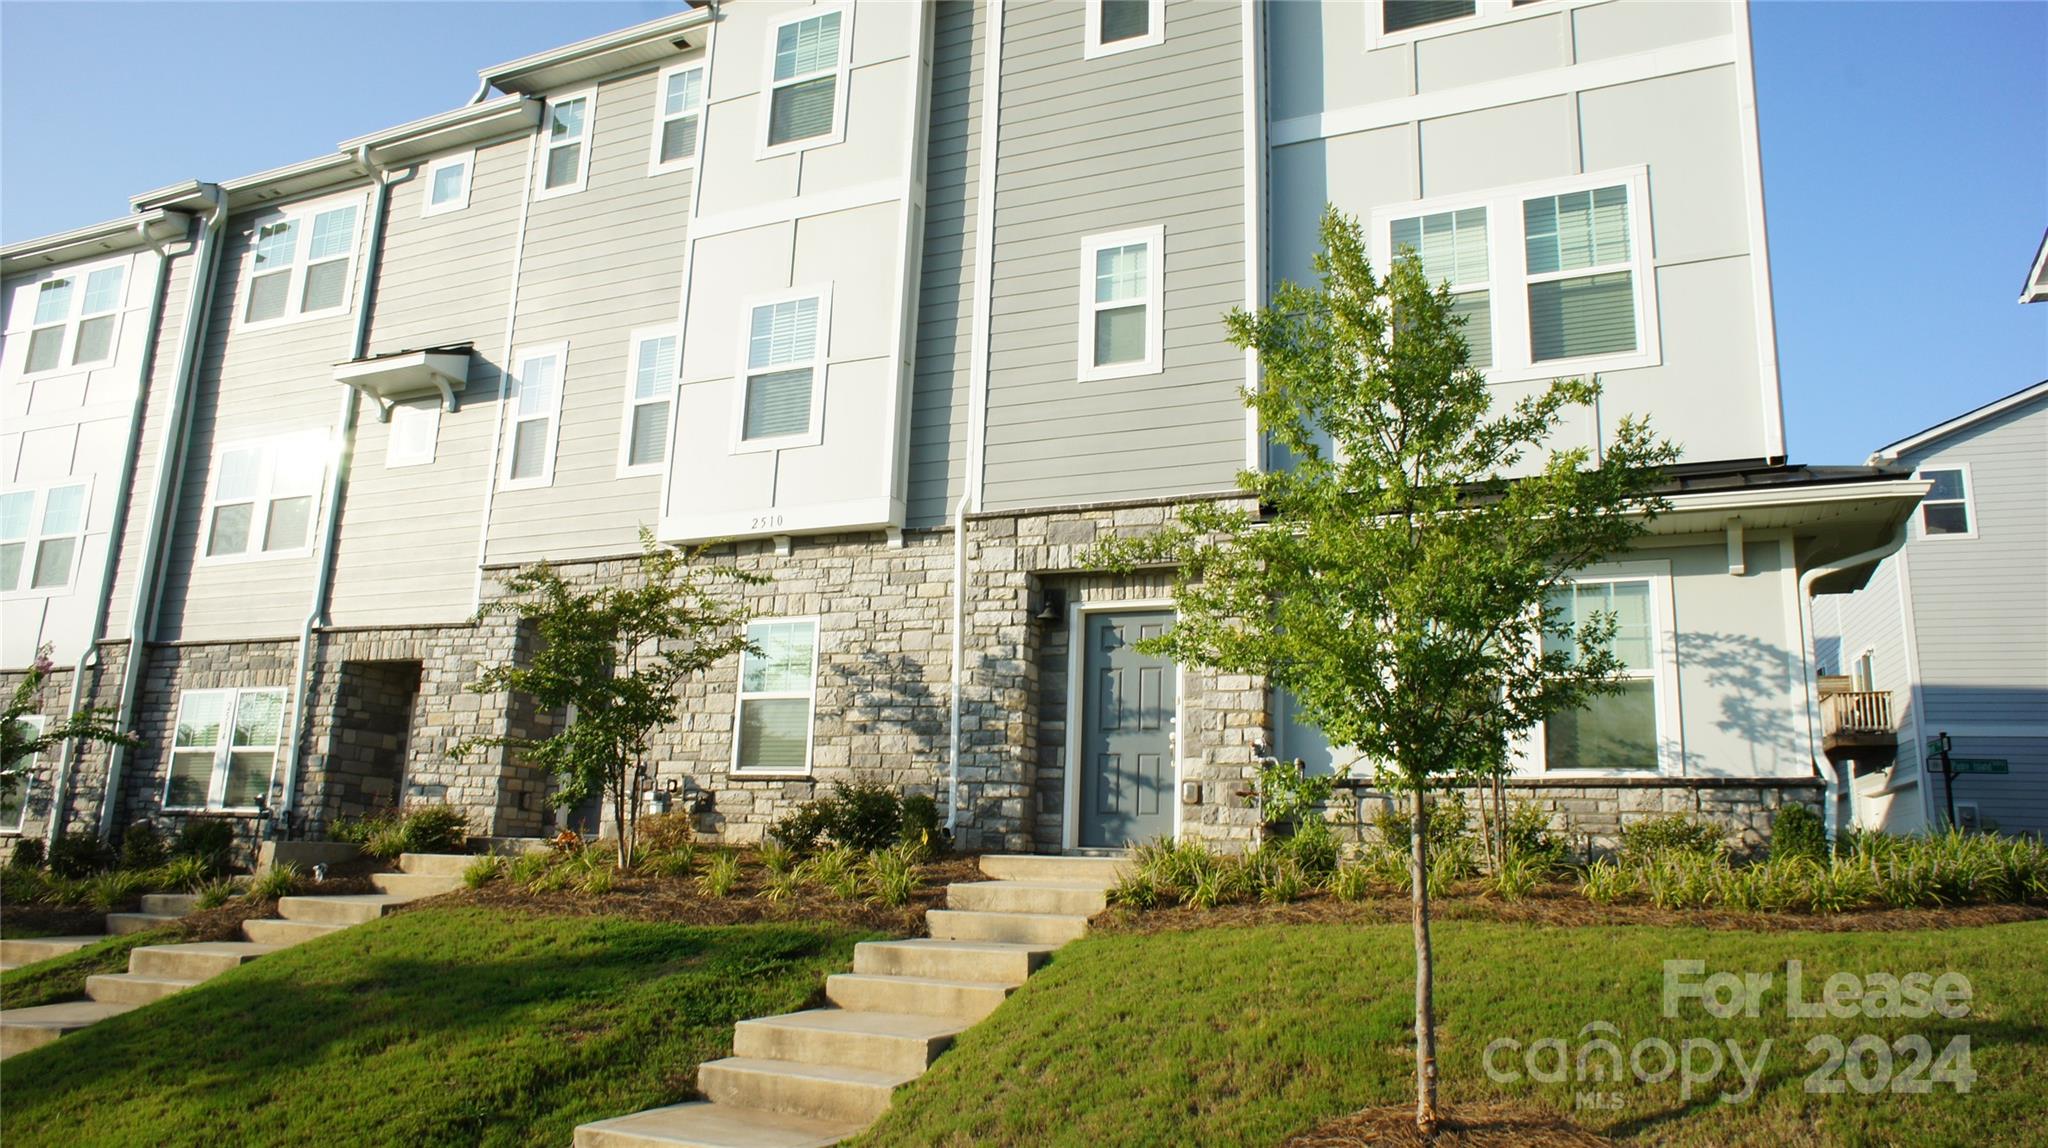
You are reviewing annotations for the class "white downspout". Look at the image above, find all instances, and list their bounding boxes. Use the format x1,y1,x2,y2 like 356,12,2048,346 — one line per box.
947,493,970,836
1797,516,1913,852
277,148,404,829
99,186,229,840
45,221,181,847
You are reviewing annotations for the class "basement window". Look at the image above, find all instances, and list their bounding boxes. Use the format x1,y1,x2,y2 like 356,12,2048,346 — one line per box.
164,688,287,813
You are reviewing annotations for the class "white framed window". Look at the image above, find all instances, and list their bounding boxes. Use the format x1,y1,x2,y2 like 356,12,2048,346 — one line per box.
733,289,830,452
1528,562,1681,775
1371,167,1658,384
238,194,366,329
1914,466,1976,539
536,89,597,199
618,328,677,475
649,63,706,174
732,618,818,775
18,259,127,376
421,151,475,217
501,343,570,488
386,401,441,469
199,433,327,562
1078,226,1165,382
1084,0,1165,58
0,479,91,594
1368,1,1575,50
163,688,286,813
761,6,852,155
2,713,44,834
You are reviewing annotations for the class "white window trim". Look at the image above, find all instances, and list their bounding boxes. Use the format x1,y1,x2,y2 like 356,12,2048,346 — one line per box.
160,687,286,814
1370,166,1659,385
1520,559,1683,778
2,713,44,834
730,617,820,777
233,191,369,332
0,476,93,597
196,432,328,566
421,151,476,217
534,88,598,200
757,4,855,159
384,401,441,469
1083,0,1167,59
617,327,678,477
731,286,832,454
15,256,130,380
499,342,571,490
1912,463,1978,541
1367,0,1602,52
1077,226,1166,383
648,62,708,176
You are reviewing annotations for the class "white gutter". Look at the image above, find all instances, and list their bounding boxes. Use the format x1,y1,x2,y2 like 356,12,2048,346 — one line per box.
278,149,405,828
100,185,229,840
470,128,542,612
46,219,183,847
962,0,1003,511
1796,517,1913,852
947,494,970,836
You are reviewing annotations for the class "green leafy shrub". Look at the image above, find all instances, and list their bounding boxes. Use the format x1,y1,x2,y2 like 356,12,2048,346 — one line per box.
1577,858,1636,905
1643,853,1717,911
1618,815,1725,865
508,852,550,888
1715,856,1809,913
48,831,112,878
1282,818,1340,878
638,811,695,854
899,793,945,860
768,801,832,855
175,817,237,875
577,864,617,895
1373,793,1470,857
158,854,211,892
249,862,300,899
756,842,792,875
400,805,469,855
463,856,505,888
193,878,240,910
865,847,921,907
1253,759,1336,830
7,837,46,870
799,846,864,900
1500,800,1569,866
1770,802,1827,864
760,869,802,903
85,869,152,912
1486,850,1554,902
119,823,166,871
647,844,696,878
1330,859,1375,903
1,863,44,904
1806,859,1877,914
825,783,903,854
1258,859,1308,904
1107,871,1163,909
699,851,740,897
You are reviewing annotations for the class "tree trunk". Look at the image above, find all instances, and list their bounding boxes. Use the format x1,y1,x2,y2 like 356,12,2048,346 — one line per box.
1410,787,1439,1134
613,757,636,870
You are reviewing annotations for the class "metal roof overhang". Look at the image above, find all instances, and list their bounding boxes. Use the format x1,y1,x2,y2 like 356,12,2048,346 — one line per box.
340,95,544,166
0,210,190,274
1651,475,1932,594
477,6,712,95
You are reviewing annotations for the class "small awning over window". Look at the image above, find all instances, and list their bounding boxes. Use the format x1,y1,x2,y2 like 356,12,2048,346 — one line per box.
334,344,472,418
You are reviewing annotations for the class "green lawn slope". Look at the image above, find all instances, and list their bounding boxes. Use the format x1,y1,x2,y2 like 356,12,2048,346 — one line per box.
856,920,2048,1147
1,907,873,1148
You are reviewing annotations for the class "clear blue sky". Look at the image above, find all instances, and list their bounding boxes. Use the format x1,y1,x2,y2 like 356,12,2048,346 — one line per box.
3,1,2043,465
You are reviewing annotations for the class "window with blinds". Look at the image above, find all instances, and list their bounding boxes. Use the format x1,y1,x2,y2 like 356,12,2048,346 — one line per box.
1524,185,1637,362
1086,0,1164,58
1390,207,1492,368
0,480,90,592
735,619,818,773
241,195,363,327
1079,227,1165,381
423,152,473,217
21,261,126,374
539,92,594,196
502,345,568,487
1542,579,1660,771
1915,468,1974,537
741,297,821,442
767,11,842,148
621,330,677,471
200,434,325,560
653,64,705,172
165,688,286,811
1383,0,1475,35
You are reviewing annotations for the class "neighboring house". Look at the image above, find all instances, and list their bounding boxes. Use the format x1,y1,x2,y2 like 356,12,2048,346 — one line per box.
1,1,1928,861
1815,381,2048,837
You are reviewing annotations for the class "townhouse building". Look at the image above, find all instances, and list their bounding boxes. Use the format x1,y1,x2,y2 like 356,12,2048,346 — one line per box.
3,1,1934,860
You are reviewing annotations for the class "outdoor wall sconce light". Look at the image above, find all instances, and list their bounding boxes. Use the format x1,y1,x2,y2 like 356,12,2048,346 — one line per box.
1035,588,1067,626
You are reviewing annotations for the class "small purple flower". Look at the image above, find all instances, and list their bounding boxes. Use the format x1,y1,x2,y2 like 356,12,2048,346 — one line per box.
31,654,54,675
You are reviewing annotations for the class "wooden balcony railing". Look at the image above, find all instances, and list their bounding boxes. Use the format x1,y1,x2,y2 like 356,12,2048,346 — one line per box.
1821,690,1893,736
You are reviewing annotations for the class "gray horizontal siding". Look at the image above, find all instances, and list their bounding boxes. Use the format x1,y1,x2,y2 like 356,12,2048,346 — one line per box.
102,246,196,642
906,0,983,528
981,0,1247,513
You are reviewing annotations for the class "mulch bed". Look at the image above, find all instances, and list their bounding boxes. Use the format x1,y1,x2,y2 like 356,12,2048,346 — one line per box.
1094,887,2048,935
1284,1103,1614,1147
409,854,985,936
2,905,108,938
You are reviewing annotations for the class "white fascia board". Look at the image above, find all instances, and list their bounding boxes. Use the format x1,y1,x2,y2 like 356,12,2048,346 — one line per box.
340,95,544,165
0,209,185,274
478,7,713,95
1866,381,2048,463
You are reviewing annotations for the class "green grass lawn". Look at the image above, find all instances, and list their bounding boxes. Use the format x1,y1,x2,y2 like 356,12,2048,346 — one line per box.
1,908,874,1148
857,920,2048,1147
0,928,182,1010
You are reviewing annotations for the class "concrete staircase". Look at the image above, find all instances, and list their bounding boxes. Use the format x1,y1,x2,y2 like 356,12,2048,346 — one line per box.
573,852,1128,1148
0,853,467,1059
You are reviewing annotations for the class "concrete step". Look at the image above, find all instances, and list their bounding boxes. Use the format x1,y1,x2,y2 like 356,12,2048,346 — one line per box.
0,935,103,967
698,1056,914,1126
976,853,1128,884
85,972,203,1006
369,872,465,898
945,879,1110,916
128,941,279,980
140,893,200,916
574,1101,863,1148
851,938,1052,985
926,909,1091,946
241,917,350,947
275,893,412,925
823,972,1016,1022
397,852,477,878
733,1008,967,1077
105,911,181,936
0,1000,137,1060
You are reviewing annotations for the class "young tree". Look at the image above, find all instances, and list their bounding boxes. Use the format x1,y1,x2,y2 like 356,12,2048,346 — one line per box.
458,532,760,868
3,646,139,824
1094,208,1678,1131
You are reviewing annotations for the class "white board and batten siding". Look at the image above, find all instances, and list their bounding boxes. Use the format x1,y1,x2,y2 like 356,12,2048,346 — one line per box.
1266,0,1780,470
1,247,179,663
662,0,932,543
978,0,1250,512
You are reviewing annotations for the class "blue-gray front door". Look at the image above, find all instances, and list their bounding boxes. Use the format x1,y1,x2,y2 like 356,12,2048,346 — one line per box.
1078,609,1176,849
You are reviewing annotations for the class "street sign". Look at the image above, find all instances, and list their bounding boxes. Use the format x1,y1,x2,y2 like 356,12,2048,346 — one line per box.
1949,758,2009,775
